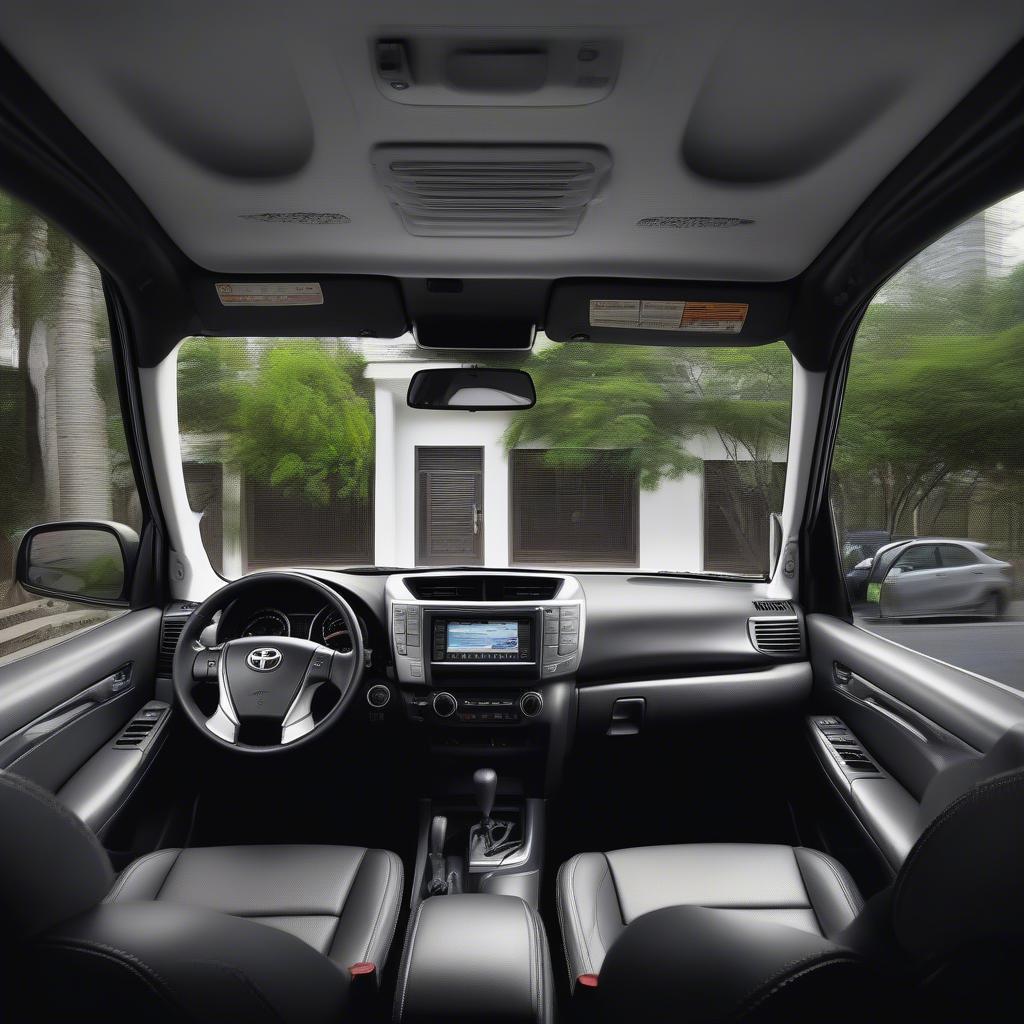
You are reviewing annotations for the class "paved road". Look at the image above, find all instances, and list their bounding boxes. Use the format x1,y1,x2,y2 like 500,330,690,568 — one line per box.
854,614,1024,693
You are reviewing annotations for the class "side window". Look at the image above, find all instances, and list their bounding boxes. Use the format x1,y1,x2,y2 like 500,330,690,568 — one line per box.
938,544,977,568
0,191,142,666
831,187,1024,688
892,545,938,572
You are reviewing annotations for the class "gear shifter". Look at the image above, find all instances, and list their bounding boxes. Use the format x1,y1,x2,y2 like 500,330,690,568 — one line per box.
473,768,497,824
470,768,516,858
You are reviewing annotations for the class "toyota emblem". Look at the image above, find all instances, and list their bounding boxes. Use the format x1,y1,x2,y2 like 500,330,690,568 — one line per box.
246,647,282,671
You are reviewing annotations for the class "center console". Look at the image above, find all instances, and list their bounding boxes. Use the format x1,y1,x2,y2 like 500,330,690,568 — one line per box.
386,572,583,787
386,573,573,1024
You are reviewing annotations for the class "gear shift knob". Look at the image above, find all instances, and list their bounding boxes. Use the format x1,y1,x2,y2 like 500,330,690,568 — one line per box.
473,768,498,821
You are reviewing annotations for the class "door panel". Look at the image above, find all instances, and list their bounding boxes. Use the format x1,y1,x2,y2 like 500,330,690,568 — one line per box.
0,608,161,791
416,446,484,565
807,613,1024,871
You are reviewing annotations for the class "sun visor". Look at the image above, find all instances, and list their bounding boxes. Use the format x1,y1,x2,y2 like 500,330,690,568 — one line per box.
191,275,409,338
545,279,792,346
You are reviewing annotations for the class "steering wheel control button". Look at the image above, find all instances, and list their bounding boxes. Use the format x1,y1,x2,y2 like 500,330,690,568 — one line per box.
519,692,544,718
433,692,458,718
366,683,391,708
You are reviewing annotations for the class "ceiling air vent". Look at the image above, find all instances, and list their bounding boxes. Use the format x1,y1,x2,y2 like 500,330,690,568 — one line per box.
752,600,793,613
372,145,611,237
748,616,803,657
157,615,187,676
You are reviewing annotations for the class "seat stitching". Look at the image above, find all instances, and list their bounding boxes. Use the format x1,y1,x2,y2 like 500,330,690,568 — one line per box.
737,954,862,1019
803,848,862,919
375,853,404,975
39,937,180,1010
360,849,391,964
555,860,579,986
894,769,1024,906
568,853,594,975
106,849,180,902
734,948,862,1015
395,901,426,1020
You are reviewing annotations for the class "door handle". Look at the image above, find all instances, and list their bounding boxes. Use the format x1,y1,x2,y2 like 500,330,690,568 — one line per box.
833,662,852,686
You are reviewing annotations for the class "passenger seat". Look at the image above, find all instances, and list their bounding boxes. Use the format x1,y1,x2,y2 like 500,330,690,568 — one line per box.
557,843,861,983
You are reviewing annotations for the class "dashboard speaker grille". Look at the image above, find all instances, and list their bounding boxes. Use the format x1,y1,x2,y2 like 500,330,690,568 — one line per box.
372,146,611,237
749,616,803,656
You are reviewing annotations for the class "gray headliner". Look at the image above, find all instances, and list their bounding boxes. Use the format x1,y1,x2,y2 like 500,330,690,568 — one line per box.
1,0,1021,282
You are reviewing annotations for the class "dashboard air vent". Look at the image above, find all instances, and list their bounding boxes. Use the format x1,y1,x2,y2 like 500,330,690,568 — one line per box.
749,617,803,656
115,715,158,749
157,616,187,676
405,576,562,602
372,145,611,237
495,580,561,601
406,578,485,601
752,600,793,613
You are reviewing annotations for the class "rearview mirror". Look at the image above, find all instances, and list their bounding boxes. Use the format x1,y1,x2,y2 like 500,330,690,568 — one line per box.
16,521,139,607
407,368,536,411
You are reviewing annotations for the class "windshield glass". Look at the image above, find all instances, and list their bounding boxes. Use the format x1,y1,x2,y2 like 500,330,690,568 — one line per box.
175,335,792,577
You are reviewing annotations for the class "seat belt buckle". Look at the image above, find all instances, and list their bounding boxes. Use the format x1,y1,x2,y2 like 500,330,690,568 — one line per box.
348,962,378,1017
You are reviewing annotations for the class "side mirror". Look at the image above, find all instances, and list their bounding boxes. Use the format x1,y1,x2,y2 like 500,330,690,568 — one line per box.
16,521,139,607
407,368,536,411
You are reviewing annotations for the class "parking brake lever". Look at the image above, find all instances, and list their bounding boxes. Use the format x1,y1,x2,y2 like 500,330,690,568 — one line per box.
428,815,449,895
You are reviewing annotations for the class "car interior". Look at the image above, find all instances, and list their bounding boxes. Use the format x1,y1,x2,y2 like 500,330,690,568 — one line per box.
2,3,1024,1022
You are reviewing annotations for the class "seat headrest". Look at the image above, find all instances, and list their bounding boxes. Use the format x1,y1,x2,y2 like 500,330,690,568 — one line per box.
893,766,1024,963
0,771,113,941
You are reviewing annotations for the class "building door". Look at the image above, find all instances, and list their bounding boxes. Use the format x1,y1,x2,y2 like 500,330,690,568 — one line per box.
416,447,484,565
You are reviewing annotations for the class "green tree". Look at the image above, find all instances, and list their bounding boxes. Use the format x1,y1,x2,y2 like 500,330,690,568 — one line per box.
229,341,373,505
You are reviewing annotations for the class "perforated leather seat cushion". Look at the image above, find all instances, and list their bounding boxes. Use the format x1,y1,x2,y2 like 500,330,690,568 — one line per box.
106,844,403,970
557,843,862,982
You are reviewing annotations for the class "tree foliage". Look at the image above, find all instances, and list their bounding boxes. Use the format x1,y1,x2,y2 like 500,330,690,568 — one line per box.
226,342,373,505
502,340,792,492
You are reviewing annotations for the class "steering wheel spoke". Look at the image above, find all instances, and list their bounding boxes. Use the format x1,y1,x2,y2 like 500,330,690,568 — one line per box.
205,645,240,744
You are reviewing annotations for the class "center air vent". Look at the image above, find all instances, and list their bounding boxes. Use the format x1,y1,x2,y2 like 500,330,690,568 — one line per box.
405,575,562,601
748,616,803,656
372,145,611,237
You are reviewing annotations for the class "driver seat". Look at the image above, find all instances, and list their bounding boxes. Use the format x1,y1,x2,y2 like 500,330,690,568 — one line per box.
0,771,403,1022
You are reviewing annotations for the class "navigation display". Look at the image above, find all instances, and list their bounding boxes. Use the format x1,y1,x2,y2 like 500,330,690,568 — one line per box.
447,620,519,654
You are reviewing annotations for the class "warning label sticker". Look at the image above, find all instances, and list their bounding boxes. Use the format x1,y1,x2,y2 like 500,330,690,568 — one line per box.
216,282,324,307
589,299,748,334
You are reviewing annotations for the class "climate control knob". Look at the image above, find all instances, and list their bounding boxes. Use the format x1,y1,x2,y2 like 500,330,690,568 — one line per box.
432,692,458,719
519,692,544,718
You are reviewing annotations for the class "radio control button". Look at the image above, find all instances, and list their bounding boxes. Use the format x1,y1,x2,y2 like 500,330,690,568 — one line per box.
407,633,420,647
396,640,407,655
558,640,577,655
410,662,423,678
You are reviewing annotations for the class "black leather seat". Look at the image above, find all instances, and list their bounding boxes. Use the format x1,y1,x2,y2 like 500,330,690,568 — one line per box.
558,843,862,982
105,843,402,969
0,770,403,1022
557,762,1024,1021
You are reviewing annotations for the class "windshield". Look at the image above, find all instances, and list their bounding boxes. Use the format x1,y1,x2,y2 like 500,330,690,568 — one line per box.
175,334,792,577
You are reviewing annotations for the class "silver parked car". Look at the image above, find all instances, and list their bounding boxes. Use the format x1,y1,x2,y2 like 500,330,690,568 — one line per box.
866,539,1013,620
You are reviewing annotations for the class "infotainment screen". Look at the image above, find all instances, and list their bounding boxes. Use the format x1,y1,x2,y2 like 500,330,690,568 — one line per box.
447,620,519,655
433,617,532,662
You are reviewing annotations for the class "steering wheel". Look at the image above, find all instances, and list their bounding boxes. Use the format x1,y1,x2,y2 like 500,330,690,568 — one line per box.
172,571,365,754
